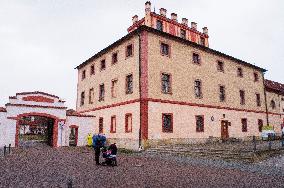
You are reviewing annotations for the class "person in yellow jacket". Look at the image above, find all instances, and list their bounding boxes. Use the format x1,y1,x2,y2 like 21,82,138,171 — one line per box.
87,133,93,146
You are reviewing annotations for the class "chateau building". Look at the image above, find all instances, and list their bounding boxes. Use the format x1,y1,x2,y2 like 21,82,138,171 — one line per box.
75,1,283,150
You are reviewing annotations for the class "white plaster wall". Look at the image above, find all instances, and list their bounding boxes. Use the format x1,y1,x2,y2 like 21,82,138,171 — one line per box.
6,106,66,120
0,112,16,147
62,116,95,147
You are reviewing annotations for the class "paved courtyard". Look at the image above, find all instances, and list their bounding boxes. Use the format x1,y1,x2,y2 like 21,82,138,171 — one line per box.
0,146,283,188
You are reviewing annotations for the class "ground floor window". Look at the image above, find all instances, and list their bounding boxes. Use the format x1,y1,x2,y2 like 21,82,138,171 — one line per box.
258,119,263,132
241,118,247,132
99,117,103,133
196,115,204,132
110,116,116,133
125,113,132,133
162,113,173,133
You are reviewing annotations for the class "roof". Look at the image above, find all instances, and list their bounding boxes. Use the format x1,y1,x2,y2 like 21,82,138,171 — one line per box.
66,109,95,117
0,107,6,112
15,91,60,99
265,79,284,95
75,25,267,72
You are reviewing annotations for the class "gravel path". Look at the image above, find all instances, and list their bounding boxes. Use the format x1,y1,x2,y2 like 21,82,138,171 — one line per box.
0,147,283,188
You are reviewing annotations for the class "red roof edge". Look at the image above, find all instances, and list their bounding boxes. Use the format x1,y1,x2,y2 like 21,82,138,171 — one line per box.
0,107,7,112
16,91,60,99
265,79,284,95
66,109,95,117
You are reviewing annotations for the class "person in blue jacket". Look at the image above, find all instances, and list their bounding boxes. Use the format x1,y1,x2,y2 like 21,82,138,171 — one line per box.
92,133,106,165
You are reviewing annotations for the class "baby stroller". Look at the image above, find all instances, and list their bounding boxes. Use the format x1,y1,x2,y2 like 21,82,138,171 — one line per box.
101,143,117,166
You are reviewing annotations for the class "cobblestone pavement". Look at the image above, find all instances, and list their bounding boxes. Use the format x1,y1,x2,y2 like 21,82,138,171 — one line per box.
0,146,283,188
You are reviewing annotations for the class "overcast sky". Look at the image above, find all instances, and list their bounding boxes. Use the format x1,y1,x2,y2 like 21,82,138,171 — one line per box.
0,0,283,109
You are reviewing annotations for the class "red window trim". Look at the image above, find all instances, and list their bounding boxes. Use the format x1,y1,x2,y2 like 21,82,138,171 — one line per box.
100,59,106,71
159,41,171,58
195,115,204,132
256,93,261,107
237,67,243,77
125,113,132,133
125,43,134,59
161,72,173,95
194,79,203,99
82,70,86,80
110,115,116,133
111,51,119,65
241,118,247,132
125,73,134,95
99,117,104,133
99,83,105,102
217,60,224,72
111,78,118,98
90,64,95,75
162,113,173,133
253,72,259,82
89,88,94,104
192,52,201,65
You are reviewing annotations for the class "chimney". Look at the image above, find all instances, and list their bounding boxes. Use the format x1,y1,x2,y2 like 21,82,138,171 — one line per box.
160,8,167,17
171,13,177,21
182,18,188,26
191,22,197,30
145,1,151,14
202,27,208,35
132,15,138,24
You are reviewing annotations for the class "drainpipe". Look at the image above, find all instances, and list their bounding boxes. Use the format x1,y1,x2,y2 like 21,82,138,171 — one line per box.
262,72,269,125
138,32,142,149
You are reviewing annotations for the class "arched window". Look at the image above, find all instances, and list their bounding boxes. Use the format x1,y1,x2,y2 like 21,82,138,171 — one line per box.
270,100,276,109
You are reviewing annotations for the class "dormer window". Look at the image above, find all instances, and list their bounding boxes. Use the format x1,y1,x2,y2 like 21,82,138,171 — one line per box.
156,20,163,31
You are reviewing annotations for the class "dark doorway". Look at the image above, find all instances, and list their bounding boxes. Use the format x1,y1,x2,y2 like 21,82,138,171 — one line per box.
19,116,55,147
221,120,229,141
69,127,78,146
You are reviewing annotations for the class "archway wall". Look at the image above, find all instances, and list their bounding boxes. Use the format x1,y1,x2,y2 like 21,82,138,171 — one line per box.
63,116,95,147
0,111,16,147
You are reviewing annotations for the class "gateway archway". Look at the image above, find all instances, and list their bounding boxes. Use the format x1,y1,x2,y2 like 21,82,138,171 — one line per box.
15,113,59,147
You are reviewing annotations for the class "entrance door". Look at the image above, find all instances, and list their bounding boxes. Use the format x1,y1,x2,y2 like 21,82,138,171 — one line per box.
69,127,78,146
221,120,229,141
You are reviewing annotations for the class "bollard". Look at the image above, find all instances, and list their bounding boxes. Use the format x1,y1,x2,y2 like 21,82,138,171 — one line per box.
67,178,73,188
8,144,11,154
4,145,6,156
253,136,256,152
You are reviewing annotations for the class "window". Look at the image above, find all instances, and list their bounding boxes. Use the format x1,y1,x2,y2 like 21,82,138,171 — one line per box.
90,65,95,75
240,90,245,105
241,118,247,132
126,44,133,58
258,119,263,132
162,113,173,133
111,79,118,98
196,115,204,132
82,70,86,80
161,73,172,94
237,67,243,77
100,59,106,71
192,53,200,64
126,74,133,94
256,93,261,106
180,29,186,39
110,116,116,133
219,85,225,102
112,52,118,64
270,100,276,109
160,42,170,56
254,72,259,82
125,113,132,133
194,80,202,98
156,20,163,31
200,37,205,46
99,84,105,101
217,61,224,72
99,117,103,133
89,88,94,104
80,91,85,106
